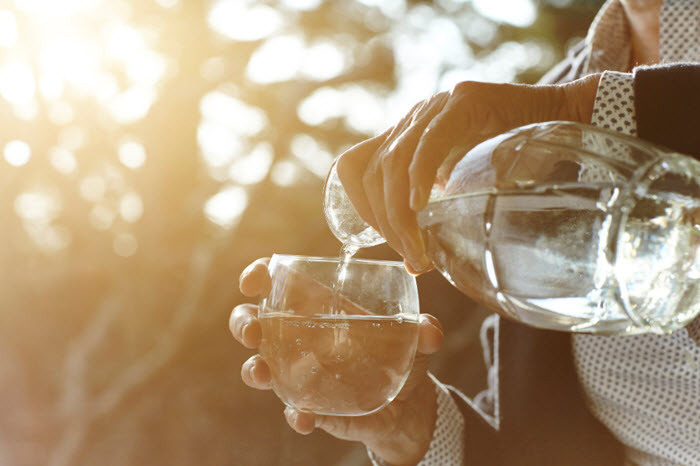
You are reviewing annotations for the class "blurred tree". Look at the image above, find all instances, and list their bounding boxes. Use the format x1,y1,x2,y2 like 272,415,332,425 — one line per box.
0,1,603,465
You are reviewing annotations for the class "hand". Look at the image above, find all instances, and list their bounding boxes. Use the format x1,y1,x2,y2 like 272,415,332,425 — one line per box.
335,74,601,273
231,258,445,465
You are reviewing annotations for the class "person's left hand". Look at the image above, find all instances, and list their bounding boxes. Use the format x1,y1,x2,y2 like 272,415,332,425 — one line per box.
231,258,445,465
335,74,601,274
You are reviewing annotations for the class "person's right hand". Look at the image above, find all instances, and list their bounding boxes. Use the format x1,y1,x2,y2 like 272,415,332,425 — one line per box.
230,258,445,466
334,74,601,274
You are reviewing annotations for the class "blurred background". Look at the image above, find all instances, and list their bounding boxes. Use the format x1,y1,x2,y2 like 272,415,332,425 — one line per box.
0,0,604,464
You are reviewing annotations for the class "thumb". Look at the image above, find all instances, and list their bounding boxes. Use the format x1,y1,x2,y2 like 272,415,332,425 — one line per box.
282,405,369,443
417,314,443,355
284,407,371,443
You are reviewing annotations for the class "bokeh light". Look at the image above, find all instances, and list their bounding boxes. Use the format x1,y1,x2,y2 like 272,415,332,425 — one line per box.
0,1,601,465
4,140,31,166
204,185,248,228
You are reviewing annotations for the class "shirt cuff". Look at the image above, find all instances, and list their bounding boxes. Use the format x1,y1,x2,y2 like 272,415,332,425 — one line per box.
591,70,637,136
367,374,466,466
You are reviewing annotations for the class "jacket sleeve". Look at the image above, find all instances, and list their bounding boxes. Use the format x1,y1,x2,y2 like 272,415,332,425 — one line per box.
634,64,700,158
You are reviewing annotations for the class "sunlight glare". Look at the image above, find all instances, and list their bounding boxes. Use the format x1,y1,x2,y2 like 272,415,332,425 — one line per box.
125,49,168,86
200,56,226,82
247,36,348,83
80,175,107,202
155,0,179,8
49,147,77,174
118,140,147,170
0,10,18,46
107,86,156,124
200,90,267,136
23,222,71,252
4,140,31,166
204,185,248,229
472,0,536,27
208,0,283,42
119,192,143,223
290,134,333,178
280,0,322,10
355,0,406,20
14,0,104,15
89,204,116,230
14,190,61,223
301,41,347,81
39,39,100,91
246,35,304,84
39,74,65,101
113,232,137,257
0,61,35,105
59,126,87,151
297,85,387,135
197,120,244,168
48,101,75,126
228,142,273,185
271,160,302,187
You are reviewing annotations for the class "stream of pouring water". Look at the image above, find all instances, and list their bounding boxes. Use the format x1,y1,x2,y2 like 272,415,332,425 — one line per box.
330,243,359,314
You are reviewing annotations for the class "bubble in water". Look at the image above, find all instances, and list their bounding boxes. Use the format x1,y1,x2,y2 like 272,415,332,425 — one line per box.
295,338,302,346
310,366,319,374
335,374,341,380
396,316,403,324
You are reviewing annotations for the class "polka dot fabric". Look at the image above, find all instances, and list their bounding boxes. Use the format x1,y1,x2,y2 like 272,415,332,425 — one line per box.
661,0,700,64
592,71,637,136
573,331,700,465
576,2,700,463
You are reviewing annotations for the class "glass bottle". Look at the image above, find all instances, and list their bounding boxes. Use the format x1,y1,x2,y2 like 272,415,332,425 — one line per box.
324,121,700,334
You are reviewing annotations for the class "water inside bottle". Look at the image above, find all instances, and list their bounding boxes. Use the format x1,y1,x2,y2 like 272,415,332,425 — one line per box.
418,182,700,334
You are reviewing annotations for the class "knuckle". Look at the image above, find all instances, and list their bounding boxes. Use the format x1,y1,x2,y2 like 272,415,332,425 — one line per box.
452,80,475,96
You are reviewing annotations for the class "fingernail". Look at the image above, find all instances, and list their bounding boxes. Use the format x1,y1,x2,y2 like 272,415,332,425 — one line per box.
248,359,258,377
411,254,432,273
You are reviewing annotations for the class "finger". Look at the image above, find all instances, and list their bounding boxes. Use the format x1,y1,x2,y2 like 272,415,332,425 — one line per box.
417,314,443,355
241,355,272,390
314,412,368,442
408,84,477,212
360,115,419,254
362,157,408,255
239,258,271,297
335,131,391,233
284,407,317,435
229,303,261,348
409,112,461,211
404,259,434,276
381,142,430,272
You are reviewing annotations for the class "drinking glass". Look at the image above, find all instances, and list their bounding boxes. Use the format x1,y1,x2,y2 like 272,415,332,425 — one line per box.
258,254,420,416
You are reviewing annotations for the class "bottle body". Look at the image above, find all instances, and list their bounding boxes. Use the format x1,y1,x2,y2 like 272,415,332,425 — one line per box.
419,182,700,334
326,122,700,334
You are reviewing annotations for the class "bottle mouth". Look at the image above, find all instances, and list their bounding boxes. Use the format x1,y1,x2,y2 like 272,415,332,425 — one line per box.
323,159,385,248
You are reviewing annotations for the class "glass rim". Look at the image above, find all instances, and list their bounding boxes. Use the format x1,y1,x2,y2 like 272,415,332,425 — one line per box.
271,253,406,268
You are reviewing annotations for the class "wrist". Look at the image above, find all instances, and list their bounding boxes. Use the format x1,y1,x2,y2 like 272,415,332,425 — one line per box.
561,73,603,124
366,375,438,466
